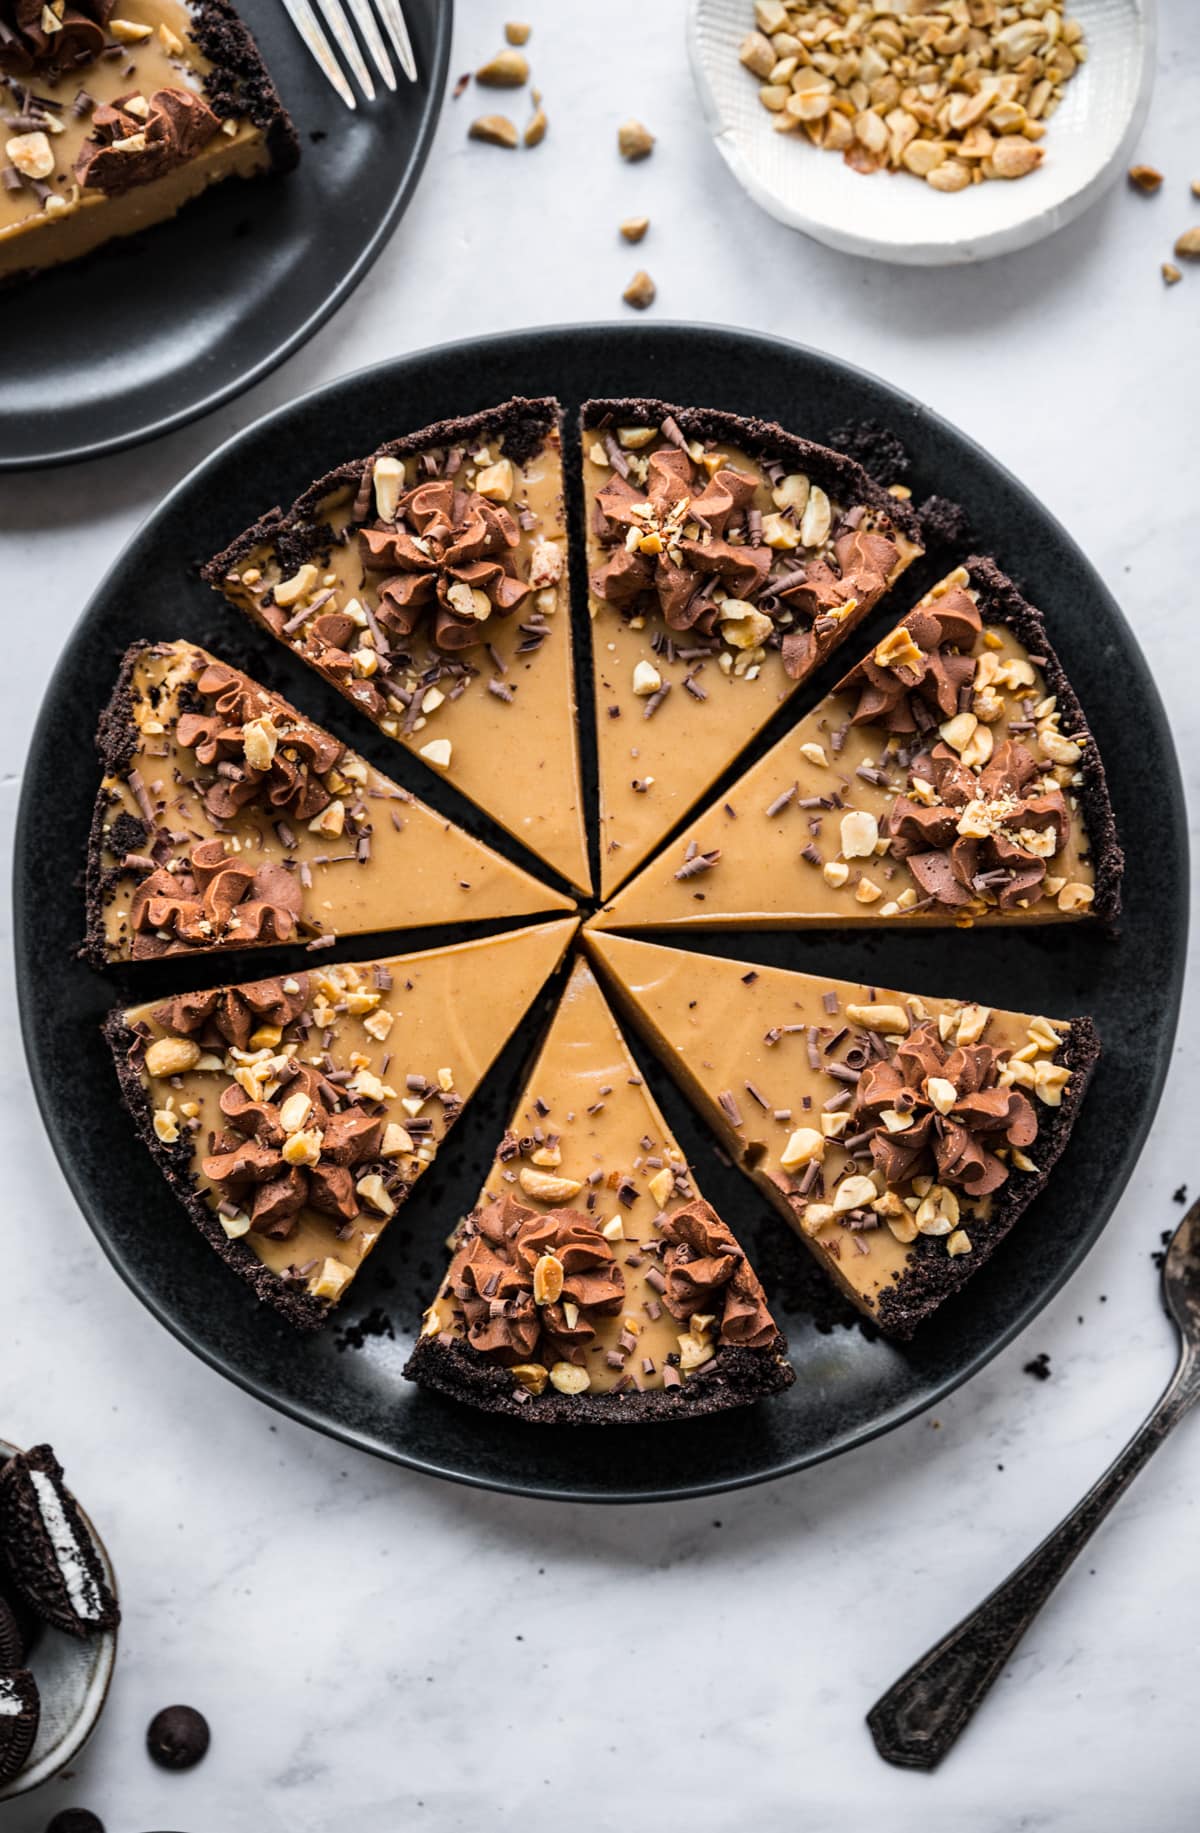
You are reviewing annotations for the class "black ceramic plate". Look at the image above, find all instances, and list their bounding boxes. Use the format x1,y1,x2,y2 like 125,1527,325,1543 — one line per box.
15,325,1188,1502
0,0,450,470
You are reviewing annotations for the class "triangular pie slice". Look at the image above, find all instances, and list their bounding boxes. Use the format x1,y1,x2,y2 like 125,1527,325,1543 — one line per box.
587,932,1098,1339
405,955,793,1421
204,398,591,894
107,918,578,1328
593,558,1122,933
86,640,574,966
581,398,923,897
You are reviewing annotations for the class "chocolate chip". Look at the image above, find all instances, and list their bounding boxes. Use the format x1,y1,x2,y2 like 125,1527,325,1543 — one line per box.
146,1703,210,1770
46,1811,106,1833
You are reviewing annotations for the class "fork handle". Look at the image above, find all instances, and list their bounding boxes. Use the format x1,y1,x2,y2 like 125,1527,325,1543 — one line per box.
867,1355,1200,1770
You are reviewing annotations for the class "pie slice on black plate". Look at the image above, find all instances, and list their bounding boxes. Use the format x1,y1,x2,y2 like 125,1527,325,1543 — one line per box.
588,931,1098,1339
406,955,794,1420
592,559,1121,933
581,398,923,896
107,919,577,1327
87,639,572,965
205,398,592,895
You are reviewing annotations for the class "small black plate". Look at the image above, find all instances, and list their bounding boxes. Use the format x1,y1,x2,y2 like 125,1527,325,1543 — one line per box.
0,0,451,470
14,325,1188,1502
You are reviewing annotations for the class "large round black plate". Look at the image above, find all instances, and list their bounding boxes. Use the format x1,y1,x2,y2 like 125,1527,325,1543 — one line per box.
0,0,450,470
15,325,1188,1501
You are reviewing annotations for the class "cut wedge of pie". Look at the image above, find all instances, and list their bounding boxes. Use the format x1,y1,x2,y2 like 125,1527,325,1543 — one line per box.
405,955,793,1420
0,0,297,284
580,398,924,897
587,932,1098,1338
205,399,591,895
86,639,573,965
106,917,578,1327
593,558,1122,934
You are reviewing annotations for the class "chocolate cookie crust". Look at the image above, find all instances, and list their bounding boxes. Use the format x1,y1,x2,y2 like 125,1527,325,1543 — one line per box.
191,0,299,174
203,397,560,585
962,553,1123,928
103,1014,327,1330
873,1016,1100,1337
580,397,924,549
405,1330,794,1424
83,642,144,971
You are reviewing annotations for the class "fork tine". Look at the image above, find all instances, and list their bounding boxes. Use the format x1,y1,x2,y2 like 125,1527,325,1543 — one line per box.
314,0,376,101
345,0,395,89
278,0,357,108
375,0,417,81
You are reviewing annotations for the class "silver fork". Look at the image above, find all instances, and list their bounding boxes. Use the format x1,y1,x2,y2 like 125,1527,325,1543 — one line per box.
280,0,416,108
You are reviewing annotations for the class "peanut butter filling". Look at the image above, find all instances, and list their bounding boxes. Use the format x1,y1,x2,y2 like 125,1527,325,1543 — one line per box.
583,416,920,897
0,0,269,277
93,641,572,963
418,957,777,1399
216,423,591,895
587,931,1078,1322
594,566,1097,933
120,918,577,1309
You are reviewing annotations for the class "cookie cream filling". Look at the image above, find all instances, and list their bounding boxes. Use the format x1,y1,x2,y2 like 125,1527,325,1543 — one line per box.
29,1469,103,1621
0,1676,24,1716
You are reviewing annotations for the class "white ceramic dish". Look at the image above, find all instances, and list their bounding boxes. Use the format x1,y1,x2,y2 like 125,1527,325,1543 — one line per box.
0,1440,118,1800
688,0,1155,265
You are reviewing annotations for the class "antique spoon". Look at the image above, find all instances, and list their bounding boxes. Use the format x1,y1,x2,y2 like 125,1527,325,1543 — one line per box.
868,1194,1200,1769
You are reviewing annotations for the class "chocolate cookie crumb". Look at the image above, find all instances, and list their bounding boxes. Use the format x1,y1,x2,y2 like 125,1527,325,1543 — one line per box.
1023,1351,1052,1381
1173,1184,1188,1204
147,1704,210,1770
916,492,973,552
827,417,911,485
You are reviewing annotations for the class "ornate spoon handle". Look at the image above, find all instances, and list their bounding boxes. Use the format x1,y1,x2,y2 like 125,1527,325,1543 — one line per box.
868,1355,1200,1770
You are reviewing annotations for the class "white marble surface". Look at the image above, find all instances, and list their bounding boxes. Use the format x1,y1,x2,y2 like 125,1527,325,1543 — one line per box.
1,3,1199,1827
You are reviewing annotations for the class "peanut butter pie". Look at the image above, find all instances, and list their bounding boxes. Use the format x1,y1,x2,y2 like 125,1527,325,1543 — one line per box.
86,639,573,965
107,918,577,1326
406,955,793,1420
0,0,296,283
206,399,591,895
588,932,1098,1338
593,558,1121,933
581,398,923,896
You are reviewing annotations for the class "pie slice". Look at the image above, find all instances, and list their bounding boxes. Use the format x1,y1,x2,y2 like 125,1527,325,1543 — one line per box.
587,932,1098,1338
0,0,297,284
107,917,578,1327
405,955,793,1421
204,398,591,895
592,558,1122,933
86,639,573,966
581,398,923,897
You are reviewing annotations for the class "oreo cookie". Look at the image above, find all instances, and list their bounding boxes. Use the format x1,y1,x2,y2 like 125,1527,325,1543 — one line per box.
0,1446,119,1640
0,1595,23,1668
0,1666,40,1784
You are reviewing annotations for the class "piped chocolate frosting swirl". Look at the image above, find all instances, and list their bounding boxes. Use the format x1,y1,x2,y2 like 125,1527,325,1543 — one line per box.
444,1195,625,1365
843,585,1072,910
660,1199,777,1350
0,0,112,76
853,1021,1038,1200
590,439,900,679
76,87,221,193
359,479,532,654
